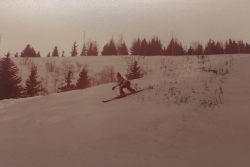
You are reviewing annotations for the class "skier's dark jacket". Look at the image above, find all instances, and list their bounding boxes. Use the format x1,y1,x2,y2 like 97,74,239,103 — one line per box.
113,72,130,88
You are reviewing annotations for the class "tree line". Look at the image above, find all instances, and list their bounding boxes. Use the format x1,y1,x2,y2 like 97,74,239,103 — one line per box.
186,39,250,55
0,51,145,100
10,36,250,57
0,52,91,100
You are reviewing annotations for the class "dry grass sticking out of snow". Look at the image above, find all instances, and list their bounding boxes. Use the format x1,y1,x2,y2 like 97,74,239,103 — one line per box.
141,55,235,109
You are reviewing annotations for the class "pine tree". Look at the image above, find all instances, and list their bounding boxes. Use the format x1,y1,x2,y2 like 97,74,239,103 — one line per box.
80,44,87,56
14,52,19,57
31,48,36,57
165,38,185,56
25,65,41,97
101,44,109,55
245,43,250,53
119,43,128,55
101,38,117,55
215,41,224,54
47,52,51,57
227,39,233,54
71,41,78,57
116,35,128,55
187,46,195,55
36,51,41,57
232,40,238,54
195,43,203,55
125,60,144,80
225,40,230,54
0,52,23,100
62,50,65,57
108,38,117,55
130,38,141,55
165,39,173,55
140,38,148,56
52,46,59,57
92,42,98,56
76,67,90,89
20,44,37,57
86,40,98,56
148,37,162,55
204,39,216,55
238,40,245,54
87,41,93,56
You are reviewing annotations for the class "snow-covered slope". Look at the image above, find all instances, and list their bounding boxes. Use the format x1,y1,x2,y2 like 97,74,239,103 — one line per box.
0,55,250,167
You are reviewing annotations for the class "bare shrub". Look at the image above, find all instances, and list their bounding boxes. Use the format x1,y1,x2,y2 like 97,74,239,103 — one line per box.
46,60,56,73
39,76,49,95
89,65,115,86
51,67,61,93
26,60,37,72
20,57,32,66
19,57,39,73
90,73,101,86
76,62,83,72
62,60,75,72
44,73,49,92
60,60,76,88
100,65,116,84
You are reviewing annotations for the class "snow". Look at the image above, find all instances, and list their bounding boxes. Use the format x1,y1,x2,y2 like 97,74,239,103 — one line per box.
1,55,250,167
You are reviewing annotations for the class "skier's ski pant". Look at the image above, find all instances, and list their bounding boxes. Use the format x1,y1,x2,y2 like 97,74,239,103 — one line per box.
119,81,135,95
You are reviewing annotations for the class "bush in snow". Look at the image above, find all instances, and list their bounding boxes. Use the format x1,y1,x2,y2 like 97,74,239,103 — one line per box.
58,70,76,92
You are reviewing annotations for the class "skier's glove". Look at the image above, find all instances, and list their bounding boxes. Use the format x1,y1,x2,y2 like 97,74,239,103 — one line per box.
112,86,115,90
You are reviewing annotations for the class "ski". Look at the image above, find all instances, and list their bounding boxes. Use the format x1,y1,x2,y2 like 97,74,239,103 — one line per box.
102,88,147,103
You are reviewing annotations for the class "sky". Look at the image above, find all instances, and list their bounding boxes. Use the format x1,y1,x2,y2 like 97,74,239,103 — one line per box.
0,0,250,57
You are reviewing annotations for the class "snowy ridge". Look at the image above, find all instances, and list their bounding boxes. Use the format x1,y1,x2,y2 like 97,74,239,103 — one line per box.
0,55,250,167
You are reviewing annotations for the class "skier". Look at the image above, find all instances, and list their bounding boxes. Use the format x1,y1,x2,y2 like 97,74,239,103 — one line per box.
112,72,136,97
